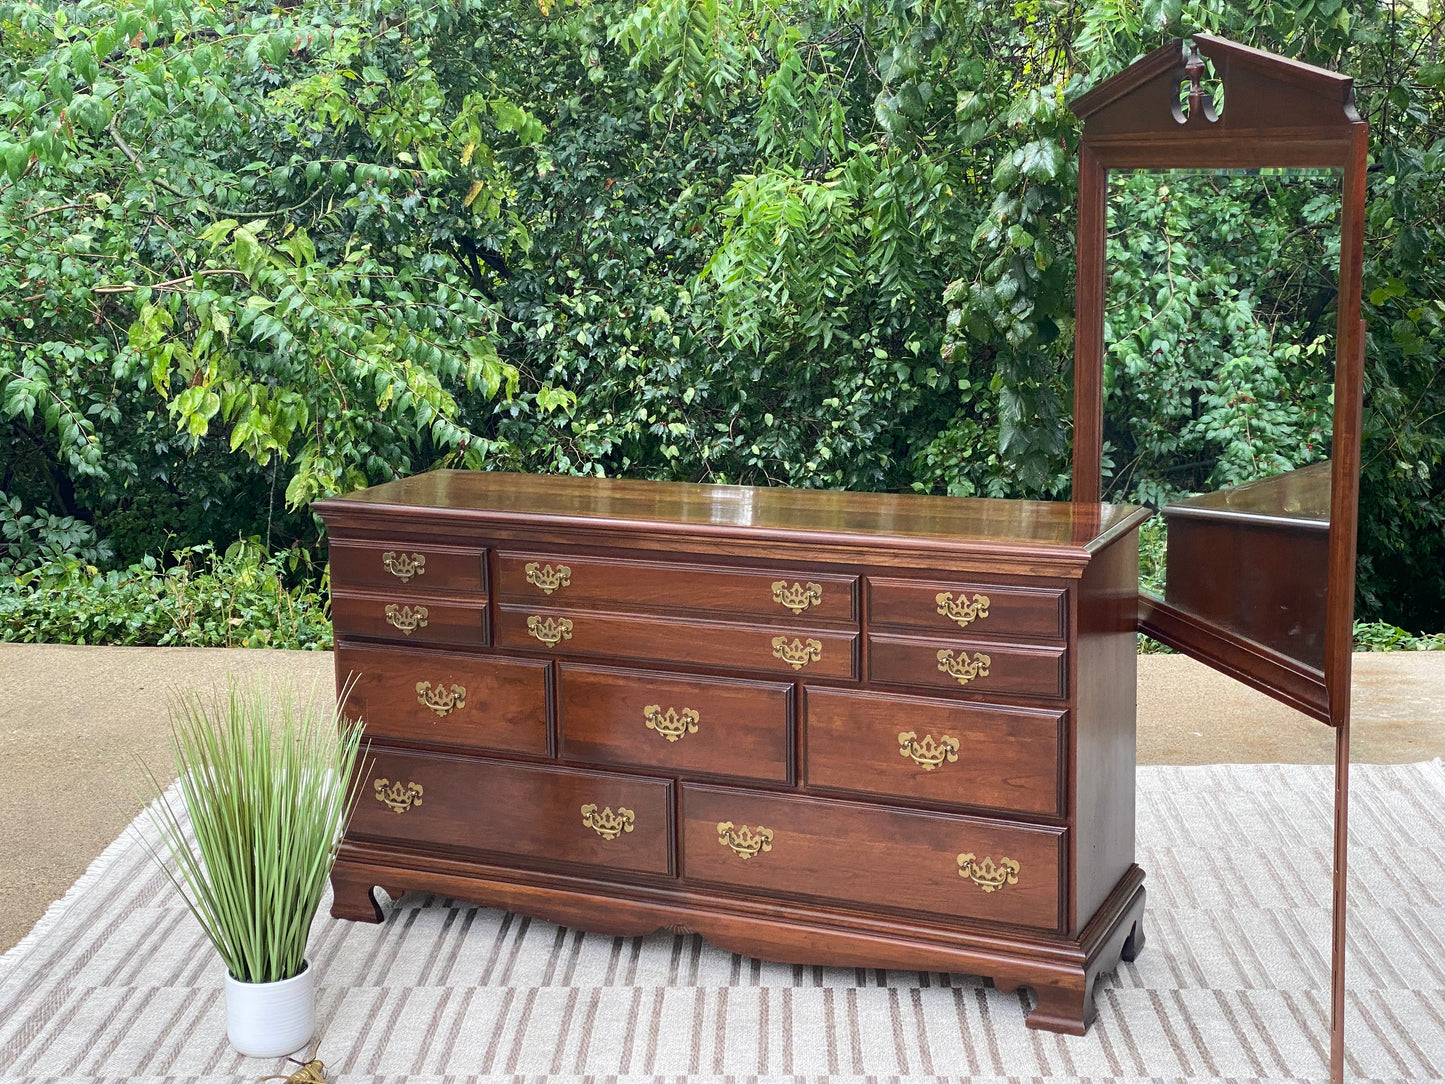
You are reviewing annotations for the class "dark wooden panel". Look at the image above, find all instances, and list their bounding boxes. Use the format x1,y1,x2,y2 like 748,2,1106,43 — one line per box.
681,785,1063,931
336,644,547,755
351,748,673,876
804,687,1063,816
329,539,486,594
869,634,1067,699
867,577,1066,640
332,590,488,647
560,664,791,783
497,551,857,624
1071,528,1140,936
495,605,858,680
1163,464,1329,671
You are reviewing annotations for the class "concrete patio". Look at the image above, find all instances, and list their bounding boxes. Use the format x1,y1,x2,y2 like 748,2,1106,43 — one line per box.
2,642,1441,954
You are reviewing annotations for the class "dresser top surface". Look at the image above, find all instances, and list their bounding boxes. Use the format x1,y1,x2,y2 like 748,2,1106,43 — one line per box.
316,471,1149,556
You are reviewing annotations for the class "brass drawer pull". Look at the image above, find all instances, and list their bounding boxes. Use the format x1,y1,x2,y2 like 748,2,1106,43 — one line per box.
957,853,1020,893
384,604,429,635
772,580,822,614
382,551,426,582
936,649,990,686
771,636,823,670
717,821,773,859
581,803,635,840
898,730,960,770
525,562,572,594
936,591,990,628
416,681,466,717
644,704,699,742
374,778,424,814
526,615,573,647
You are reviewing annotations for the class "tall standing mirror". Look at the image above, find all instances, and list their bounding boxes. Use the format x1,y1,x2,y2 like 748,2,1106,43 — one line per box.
1069,34,1367,1084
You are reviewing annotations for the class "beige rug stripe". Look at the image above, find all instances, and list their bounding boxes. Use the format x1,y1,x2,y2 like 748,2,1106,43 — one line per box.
3,763,1445,1082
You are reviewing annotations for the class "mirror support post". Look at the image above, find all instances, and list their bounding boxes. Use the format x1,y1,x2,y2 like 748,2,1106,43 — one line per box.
1330,718,1350,1084
1072,142,1107,505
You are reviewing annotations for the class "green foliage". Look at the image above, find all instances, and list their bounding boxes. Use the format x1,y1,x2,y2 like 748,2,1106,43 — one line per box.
1103,171,1337,506
1352,621,1445,652
1,488,112,572
0,0,517,544
1,0,1442,638
0,540,332,648
138,677,365,983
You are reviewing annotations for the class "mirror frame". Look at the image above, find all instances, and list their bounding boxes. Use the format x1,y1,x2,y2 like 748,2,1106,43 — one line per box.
1069,34,1368,728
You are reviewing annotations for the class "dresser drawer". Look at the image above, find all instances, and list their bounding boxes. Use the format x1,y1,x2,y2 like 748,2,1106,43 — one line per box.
869,633,1066,699
351,748,673,877
336,645,548,755
868,577,1066,640
332,590,488,647
804,687,1063,816
496,606,858,679
681,785,1063,931
497,552,857,623
560,664,792,783
330,540,486,594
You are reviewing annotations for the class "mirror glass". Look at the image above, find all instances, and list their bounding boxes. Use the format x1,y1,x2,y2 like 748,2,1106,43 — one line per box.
1102,167,1343,673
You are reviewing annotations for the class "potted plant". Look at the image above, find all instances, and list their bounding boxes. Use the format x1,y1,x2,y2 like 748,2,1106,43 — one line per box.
140,678,365,1058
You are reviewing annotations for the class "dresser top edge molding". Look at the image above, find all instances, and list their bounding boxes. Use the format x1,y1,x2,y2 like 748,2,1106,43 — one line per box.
315,470,1151,562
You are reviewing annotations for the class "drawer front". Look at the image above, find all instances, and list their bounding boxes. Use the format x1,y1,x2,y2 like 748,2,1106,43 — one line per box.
560,664,792,783
332,591,488,647
804,687,1063,816
868,577,1066,640
869,634,1066,699
681,785,1063,931
337,645,548,755
330,540,486,594
497,552,857,624
352,748,673,876
496,606,858,680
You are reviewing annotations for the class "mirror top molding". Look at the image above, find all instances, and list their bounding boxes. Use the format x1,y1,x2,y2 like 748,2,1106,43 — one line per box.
1071,34,1365,169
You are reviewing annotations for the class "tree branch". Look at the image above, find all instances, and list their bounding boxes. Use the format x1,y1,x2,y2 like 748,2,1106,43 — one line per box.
93,270,247,294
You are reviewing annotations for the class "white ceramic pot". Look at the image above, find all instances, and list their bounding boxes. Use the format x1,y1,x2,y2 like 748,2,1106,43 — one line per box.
223,960,316,1058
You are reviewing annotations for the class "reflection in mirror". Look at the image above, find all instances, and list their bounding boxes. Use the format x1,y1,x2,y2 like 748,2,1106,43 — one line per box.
1103,168,1342,673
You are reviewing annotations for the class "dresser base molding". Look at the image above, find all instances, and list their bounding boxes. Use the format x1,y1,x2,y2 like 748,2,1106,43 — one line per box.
329,845,1144,1035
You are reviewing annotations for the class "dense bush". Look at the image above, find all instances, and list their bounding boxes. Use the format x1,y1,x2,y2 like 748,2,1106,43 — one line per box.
1,0,1442,634
0,540,331,648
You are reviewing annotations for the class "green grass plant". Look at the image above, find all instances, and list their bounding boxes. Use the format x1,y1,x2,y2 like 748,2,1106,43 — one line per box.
139,678,365,984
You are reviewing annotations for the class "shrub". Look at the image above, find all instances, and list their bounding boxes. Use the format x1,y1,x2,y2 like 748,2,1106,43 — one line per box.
0,540,331,649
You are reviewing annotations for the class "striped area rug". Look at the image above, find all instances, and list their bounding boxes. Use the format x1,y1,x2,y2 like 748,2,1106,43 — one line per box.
2,762,1443,1084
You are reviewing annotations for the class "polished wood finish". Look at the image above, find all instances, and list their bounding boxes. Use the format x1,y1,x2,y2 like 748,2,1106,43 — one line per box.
337,644,548,755
680,784,1065,931
1070,36,1367,1082
495,604,859,678
318,471,1146,1035
322,469,1147,563
869,633,1067,700
498,551,858,623
351,747,674,876
803,687,1063,817
867,576,1067,640
1163,464,1330,670
329,539,486,594
331,589,489,647
559,664,792,783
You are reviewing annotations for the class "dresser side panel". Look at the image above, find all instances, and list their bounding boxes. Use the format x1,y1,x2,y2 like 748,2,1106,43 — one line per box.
1070,527,1141,935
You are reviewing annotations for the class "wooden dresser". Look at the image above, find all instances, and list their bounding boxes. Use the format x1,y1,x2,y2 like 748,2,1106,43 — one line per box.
316,471,1150,1033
